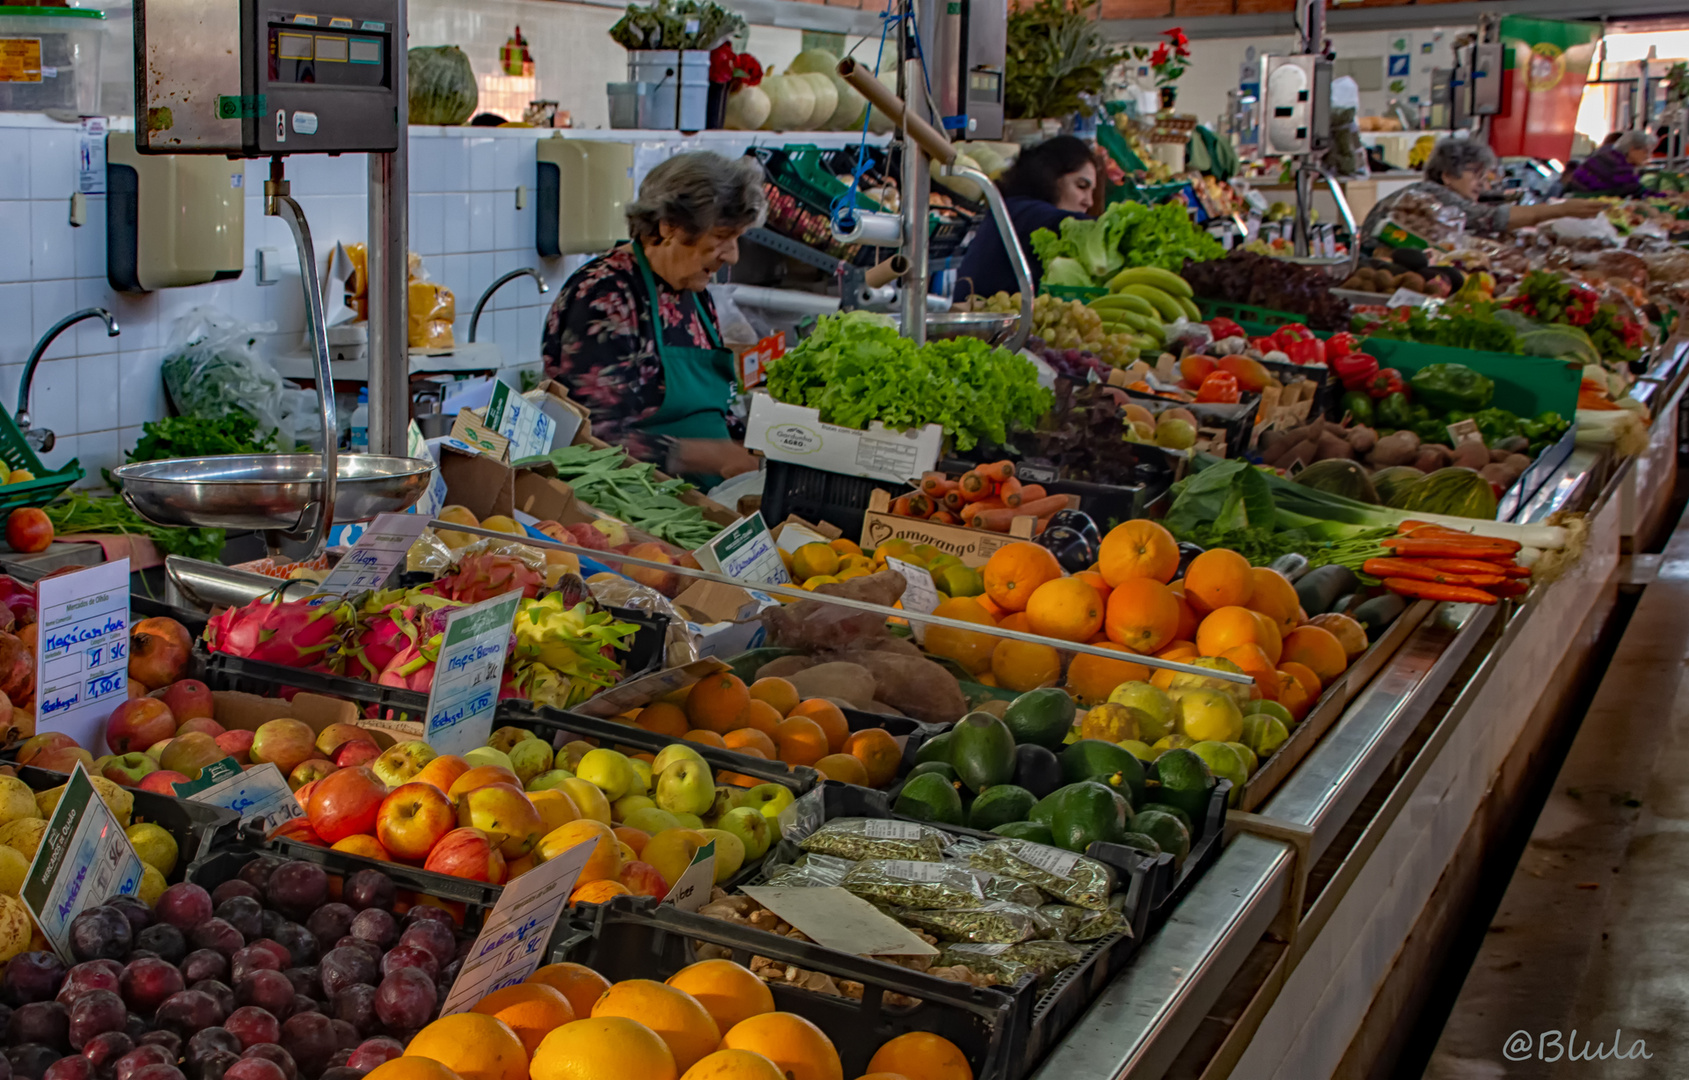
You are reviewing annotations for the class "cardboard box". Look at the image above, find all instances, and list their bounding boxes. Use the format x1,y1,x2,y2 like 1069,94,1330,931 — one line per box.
742,392,943,484
669,578,775,659
526,379,591,451
434,440,516,521
857,489,1076,567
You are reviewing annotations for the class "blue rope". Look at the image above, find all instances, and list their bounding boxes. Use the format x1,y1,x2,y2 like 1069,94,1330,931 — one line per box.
831,0,901,231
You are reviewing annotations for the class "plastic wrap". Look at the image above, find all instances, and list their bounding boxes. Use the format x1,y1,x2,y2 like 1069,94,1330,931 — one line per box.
936,940,1084,989
1037,902,1126,942
799,818,949,862
1380,189,1467,248
966,839,1117,911
762,853,857,888
160,306,318,449
979,873,1047,908
894,901,1053,944
841,859,985,910
406,535,547,577
408,279,456,350
584,573,698,667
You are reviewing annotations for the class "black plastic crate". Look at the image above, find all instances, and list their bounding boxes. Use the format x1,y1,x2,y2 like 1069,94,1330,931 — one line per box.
1119,388,1259,460
1145,777,1231,929
131,594,211,638
1259,356,1342,420
758,459,904,541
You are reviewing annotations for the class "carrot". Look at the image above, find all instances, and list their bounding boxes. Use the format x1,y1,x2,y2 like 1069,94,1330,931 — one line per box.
958,471,995,502
930,510,960,525
960,497,1006,523
1382,577,1499,605
1402,524,1506,543
980,460,1017,482
1363,559,1505,587
890,495,916,517
972,505,1024,531
942,490,966,512
906,491,935,518
998,478,1024,507
1016,484,1046,503
1380,537,1521,559
1489,579,1530,598
920,472,948,494
1417,557,1530,578
999,493,1071,519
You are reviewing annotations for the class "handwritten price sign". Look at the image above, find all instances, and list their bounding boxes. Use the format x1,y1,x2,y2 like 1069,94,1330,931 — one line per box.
36,560,130,753
318,513,434,596
424,591,523,757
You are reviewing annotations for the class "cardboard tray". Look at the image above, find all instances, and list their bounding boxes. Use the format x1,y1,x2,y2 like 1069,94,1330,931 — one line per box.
858,489,1059,568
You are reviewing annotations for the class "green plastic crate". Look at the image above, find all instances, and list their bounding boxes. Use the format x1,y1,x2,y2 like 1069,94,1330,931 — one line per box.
0,408,81,512
1041,284,1109,301
1196,298,1310,328
756,144,882,217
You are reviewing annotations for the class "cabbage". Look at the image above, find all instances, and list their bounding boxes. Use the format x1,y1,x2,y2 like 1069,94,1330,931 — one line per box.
1042,257,1093,289
1398,467,1498,520
408,46,477,125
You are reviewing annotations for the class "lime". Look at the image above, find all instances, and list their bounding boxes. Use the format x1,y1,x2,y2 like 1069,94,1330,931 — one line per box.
1190,741,1247,805
1176,688,1244,743
1225,741,1259,777
1243,699,1296,728
1242,714,1290,758
1118,739,1155,761
1151,733,1193,757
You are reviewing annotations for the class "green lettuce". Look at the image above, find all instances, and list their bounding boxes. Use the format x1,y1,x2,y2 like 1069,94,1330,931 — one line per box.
1042,257,1094,288
1029,199,1226,284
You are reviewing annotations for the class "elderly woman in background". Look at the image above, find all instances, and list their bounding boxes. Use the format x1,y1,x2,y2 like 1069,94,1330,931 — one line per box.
543,151,766,484
1565,130,1652,196
1358,138,1602,245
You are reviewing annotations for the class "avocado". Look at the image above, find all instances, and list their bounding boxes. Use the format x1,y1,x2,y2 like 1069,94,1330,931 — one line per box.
968,784,1037,831
1152,748,1215,825
1131,808,1191,869
991,820,1054,844
1117,831,1162,858
906,761,959,785
1050,781,1131,853
893,771,965,826
1061,739,1147,807
1135,801,1193,833
950,712,1017,794
1001,687,1076,750
915,729,955,765
1012,744,1064,799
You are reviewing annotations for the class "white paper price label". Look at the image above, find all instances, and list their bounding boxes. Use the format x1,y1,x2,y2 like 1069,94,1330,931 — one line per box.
173,759,304,831
485,381,557,461
318,513,434,596
694,514,789,586
1446,418,1482,444
22,762,145,964
425,590,523,757
661,840,715,913
885,557,940,644
36,560,129,754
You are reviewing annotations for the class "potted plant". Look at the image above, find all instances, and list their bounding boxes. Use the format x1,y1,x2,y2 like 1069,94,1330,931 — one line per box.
1004,0,1125,136
1133,27,1190,111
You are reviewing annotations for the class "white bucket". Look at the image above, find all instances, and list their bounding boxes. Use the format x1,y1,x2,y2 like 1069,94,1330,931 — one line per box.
627,50,679,128
678,49,710,131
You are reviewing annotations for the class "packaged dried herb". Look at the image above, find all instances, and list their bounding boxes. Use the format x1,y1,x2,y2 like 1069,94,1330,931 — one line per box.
1038,903,1126,942
842,859,985,910
977,873,1046,908
763,852,856,888
895,902,1053,944
968,839,1117,911
800,818,948,862
938,940,1085,988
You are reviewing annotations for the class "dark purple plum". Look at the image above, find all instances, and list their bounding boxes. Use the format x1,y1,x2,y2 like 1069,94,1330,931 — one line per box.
214,899,263,942
326,987,375,1039
56,962,123,1009
190,921,244,961
343,1040,400,1073
303,908,353,955
70,909,132,965
154,885,214,933
224,1007,280,1051
187,1029,242,1063
6,1046,60,1080
83,1030,133,1073
189,981,235,1020
313,951,375,1002
330,941,380,968
344,912,394,952
152,991,224,1039
280,970,317,1001
66,991,125,1050
210,882,260,906
9,1002,69,1051
238,1047,294,1080
317,1069,361,1080
247,942,290,971
324,1056,349,1073
135,1032,180,1060
277,1012,337,1080
371,971,433,1035
290,998,316,1018
326,1021,356,1055
104,898,151,936
338,874,393,915
118,960,183,1017
221,1062,283,1080
270,927,315,969
181,952,227,985
230,949,282,985
232,973,293,1020
122,954,158,966
111,1047,171,1080
121,1015,147,1044
237,858,283,892
40,1057,92,1080
394,922,452,968
377,946,435,982
127,1066,185,1080
400,907,451,931
133,926,186,968
5,954,69,1006
265,865,328,923
187,1051,239,1080
258,913,285,944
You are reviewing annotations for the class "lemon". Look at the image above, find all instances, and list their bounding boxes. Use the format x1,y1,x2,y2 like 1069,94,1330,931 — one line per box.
5,470,31,485
138,864,166,907
790,542,840,580
0,846,26,894
1151,733,1193,757
1118,739,1155,761
125,823,178,877
1080,703,1142,743
1243,699,1297,728
1167,657,1253,708
1176,688,1244,744
1190,741,1248,803
1242,714,1290,758
1108,681,1177,741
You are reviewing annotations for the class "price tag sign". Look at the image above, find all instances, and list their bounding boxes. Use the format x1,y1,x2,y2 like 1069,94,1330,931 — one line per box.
173,759,304,831
36,560,129,754
438,838,597,1014
660,841,715,913
425,590,523,757
22,762,145,963
318,513,434,596
1446,418,1482,444
885,557,940,644
693,514,789,586
485,382,558,461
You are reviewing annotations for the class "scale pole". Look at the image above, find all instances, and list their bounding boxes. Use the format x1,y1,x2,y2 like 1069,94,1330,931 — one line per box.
367,0,410,457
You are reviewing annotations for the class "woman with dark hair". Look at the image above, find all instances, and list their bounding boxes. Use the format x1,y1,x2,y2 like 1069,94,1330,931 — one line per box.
954,135,1097,300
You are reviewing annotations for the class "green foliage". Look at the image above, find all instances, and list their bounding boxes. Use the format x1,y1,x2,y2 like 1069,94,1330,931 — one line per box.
1029,200,1225,287
608,0,745,49
1357,300,1524,354
1005,0,1124,120
105,415,279,490
43,491,225,563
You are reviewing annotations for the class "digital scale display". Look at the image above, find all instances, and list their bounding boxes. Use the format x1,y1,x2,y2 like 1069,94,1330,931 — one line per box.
269,12,387,86
968,69,1002,104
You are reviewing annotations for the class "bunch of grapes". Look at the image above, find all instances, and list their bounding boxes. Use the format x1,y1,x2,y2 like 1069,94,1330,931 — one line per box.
1026,336,1112,380
975,292,1157,368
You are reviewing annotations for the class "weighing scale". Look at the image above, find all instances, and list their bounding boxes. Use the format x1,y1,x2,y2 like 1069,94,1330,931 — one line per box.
114,0,432,558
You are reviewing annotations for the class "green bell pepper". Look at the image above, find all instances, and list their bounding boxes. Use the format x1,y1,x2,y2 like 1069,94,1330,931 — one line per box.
1409,363,1495,412
1415,418,1453,445
1518,419,1547,440
1376,392,1413,428
1342,391,1375,426
1535,410,1568,434
1445,409,1475,425
1473,407,1521,444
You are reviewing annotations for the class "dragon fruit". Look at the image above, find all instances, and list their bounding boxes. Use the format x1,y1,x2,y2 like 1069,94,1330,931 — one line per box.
510,595,640,707
378,635,442,692
435,552,545,604
205,594,343,670
340,587,466,680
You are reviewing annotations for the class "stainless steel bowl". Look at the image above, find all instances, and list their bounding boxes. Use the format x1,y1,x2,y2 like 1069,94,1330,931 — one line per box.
922,311,1020,345
113,453,434,532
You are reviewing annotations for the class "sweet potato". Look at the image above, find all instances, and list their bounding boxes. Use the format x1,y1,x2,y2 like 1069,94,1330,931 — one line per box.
1348,425,1377,455
1368,430,1420,468
1316,431,1356,460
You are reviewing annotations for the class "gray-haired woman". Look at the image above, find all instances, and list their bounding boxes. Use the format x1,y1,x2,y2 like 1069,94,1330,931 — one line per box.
542,150,767,484
1358,137,1601,245
1565,130,1652,196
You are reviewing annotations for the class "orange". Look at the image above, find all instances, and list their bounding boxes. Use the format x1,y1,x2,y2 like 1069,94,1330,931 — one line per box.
723,729,777,758
1282,625,1347,682
1220,644,1279,701
1195,606,1266,659
1250,610,1283,666
1246,568,1301,634
539,820,622,883
972,594,1006,621
866,1032,975,1080
813,753,871,785
1171,591,1200,642
527,963,613,1019
1279,660,1322,699
733,700,784,737
1307,613,1368,659
1098,520,1179,585
570,880,631,904
1156,640,1199,660
923,597,1000,675
332,835,390,861
773,716,828,767
687,674,751,734
592,979,720,1072
613,826,651,856
1184,549,1254,613
1074,569,1112,608
1024,578,1104,642
829,538,862,557
531,1017,676,1080
683,730,727,748
1274,671,1313,721
405,1013,528,1080
842,728,903,788
1065,643,1150,706
636,702,690,738
982,542,1063,613
470,984,576,1056
789,700,850,753
665,959,776,1034
362,1060,463,1080
1103,578,1180,654
719,1013,843,1080
990,639,1062,692
747,678,800,717
997,612,1032,634
679,1050,786,1080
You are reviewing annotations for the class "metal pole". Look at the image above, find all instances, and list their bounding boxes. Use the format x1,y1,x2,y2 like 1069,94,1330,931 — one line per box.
367,0,409,457
899,53,930,345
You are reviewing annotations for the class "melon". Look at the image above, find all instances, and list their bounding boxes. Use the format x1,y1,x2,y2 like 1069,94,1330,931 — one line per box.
724,84,772,130
408,46,478,126
761,74,815,131
794,73,838,131
788,48,864,129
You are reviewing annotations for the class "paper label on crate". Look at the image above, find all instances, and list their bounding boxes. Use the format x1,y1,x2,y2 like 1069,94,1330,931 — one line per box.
740,886,938,957
36,560,129,755
1386,288,1437,309
1446,419,1482,444
885,558,940,644
485,382,557,461
878,860,952,883
660,840,715,913
173,760,304,832
78,118,106,194
439,836,596,1014
424,590,523,757
772,521,832,554
318,513,434,596
861,820,922,840
778,786,826,841
1007,842,1081,877
0,39,42,82
450,412,511,461
22,762,145,964
694,513,789,586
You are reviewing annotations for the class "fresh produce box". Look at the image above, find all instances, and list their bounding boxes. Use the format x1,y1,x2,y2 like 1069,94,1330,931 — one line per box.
1361,338,1581,421
744,390,946,486
858,488,1066,569
874,463,1081,537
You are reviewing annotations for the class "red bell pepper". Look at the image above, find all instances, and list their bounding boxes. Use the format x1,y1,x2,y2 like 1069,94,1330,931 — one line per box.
1282,337,1326,366
1249,335,1280,355
1196,371,1241,403
1368,367,1407,399
1325,331,1360,359
1208,317,1245,341
1272,324,1314,347
1331,351,1379,391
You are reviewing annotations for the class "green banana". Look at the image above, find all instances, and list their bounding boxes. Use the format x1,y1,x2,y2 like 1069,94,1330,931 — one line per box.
1120,284,1183,322
1090,293,1157,318
1176,296,1201,321
1109,266,1193,298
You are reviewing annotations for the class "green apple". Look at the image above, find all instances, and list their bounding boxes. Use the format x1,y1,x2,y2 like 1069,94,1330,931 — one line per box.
463,745,514,773
487,726,538,755
704,785,744,825
626,758,653,796
558,740,597,772
578,749,636,800
673,811,704,830
742,783,795,823
652,743,706,775
611,795,656,822
526,769,575,792
623,806,683,835
507,738,554,788
717,806,771,861
654,758,714,816
699,828,746,883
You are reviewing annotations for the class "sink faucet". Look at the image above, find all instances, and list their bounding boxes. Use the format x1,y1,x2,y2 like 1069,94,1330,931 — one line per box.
469,268,548,343
19,308,120,452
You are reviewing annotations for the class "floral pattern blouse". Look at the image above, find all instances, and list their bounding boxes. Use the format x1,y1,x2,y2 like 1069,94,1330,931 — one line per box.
541,244,732,462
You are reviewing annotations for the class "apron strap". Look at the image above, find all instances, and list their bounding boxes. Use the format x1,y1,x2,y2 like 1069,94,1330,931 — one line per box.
632,240,724,355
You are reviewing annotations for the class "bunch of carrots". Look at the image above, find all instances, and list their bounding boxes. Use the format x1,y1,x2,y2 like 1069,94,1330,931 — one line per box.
889,461,1072,534
1361,521,1531,606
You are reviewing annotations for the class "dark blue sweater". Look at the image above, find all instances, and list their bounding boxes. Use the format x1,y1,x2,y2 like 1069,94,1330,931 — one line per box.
953,196,1086,300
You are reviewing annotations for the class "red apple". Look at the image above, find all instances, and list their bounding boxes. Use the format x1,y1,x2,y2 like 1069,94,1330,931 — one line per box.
33,747,94,773
422,827,507,884
534,520,568,543
376,782,456,862
314,722,376,757
6,508,52,554
159,679,215,724
129,617,193,690
270,817,326,846
106,698,176,755
174,716,225,739
306,765,385,843
215,730,255,761
293,778,319,806
454,783,545,858
289,758,339,791
250,718,317,775
333,740,381,768
16,732,79,765
331,835,390,861
617,860,669,901
413,755,471,794
138,770,191,795
158,731,224,780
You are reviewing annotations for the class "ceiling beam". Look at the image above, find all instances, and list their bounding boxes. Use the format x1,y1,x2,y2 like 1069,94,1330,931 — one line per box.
1097,0,1645,41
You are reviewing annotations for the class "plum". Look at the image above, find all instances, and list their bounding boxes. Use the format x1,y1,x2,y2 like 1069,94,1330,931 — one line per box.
280,970,318,1001
105,899,152,938
223,1007,280,1051
237,858,283,892
238,1047,294,1080
338,874,393,915
40,1057,93,1080
190,921,244,960
258,913,286,944
377,946,436,982
181,951,227,985
401,906,451,930
247,941,291,971
277,1012,338,1080
187,1029,242,1063
189,981,235,1019
133,925,187,967
221,1062,284,1080
153,991,225,1038
270,927,316,969
187,1051,239,1080
314,951,375,1002
127,1066,185,1080
343,1040,400,1073
111,1046,172,1080
317,1070,362,1080
290,998,317,1018
230,949,282,985
121,1015,147,1044
433,960,460,1004
210,882,260,906
326,987,375,1038
323,1056,349,1074
57,962,122,1009
344,912,394,952
154,885,214,933
233,973,294,1020
394,922,452,968
265,865,328,922
82,1031,133,1072
214,899,263,942
6,1046,61,1080
118,960,183,1017
70,909,132,965
5,954,68,1006
9,1002,70,1050
330,940,380,967
135,1033,181,1060
66,990,125,1050
303,908,354,955
371,971,434,1034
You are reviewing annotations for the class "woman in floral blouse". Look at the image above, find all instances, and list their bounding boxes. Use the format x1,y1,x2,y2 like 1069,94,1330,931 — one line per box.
542,152,766,484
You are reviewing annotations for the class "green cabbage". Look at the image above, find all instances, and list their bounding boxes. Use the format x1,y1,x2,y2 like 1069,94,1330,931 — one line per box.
408,46,478,125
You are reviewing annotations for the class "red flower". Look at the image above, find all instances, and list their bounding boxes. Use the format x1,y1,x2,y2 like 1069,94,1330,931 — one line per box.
1151,42,1171,66
709,41,734,83
732,53,762,89
1165,26,1189,46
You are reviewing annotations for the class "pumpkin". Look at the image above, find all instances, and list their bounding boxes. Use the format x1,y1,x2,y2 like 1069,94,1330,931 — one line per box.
408,45,478,126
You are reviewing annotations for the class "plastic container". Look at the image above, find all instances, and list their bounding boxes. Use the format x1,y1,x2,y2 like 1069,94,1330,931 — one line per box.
0,404,82,513
627,50,679,128
0,8,103,116
678,49,709,131
1145,778,1231,929
758,458,894,540
349,389,369,452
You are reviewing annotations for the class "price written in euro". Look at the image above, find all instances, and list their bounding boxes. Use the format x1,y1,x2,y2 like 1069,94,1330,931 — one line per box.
36,559,130,751
424,590,523,757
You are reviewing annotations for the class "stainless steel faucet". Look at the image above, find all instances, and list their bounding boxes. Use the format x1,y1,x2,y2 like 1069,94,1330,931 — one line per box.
469,267,549,342
19,308,120,452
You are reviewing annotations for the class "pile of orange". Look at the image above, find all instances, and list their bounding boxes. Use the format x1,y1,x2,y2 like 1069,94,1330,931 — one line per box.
378,959,976,1080
630,674,903,789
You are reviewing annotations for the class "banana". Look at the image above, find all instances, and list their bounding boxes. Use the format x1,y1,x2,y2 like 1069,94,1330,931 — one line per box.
1120,284,1183,322
1109,266,1194,298
1090,293,1157,318
1176,296,1201,321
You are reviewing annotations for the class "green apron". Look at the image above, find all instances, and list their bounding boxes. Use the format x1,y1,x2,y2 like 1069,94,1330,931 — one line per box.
629,243,737,488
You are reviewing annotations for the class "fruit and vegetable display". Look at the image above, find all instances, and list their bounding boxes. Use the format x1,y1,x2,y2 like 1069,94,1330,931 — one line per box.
608,0,743,50
40,494,222,564
969,292,1145,368
879,463,1073,533
514,445,724,550
1029,201,1224,290
1364,520,1530,606
1179,251,1352,330
1503,270,1649,366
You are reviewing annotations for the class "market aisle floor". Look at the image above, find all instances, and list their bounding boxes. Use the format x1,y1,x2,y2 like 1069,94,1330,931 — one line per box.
1424,506,1689,1079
